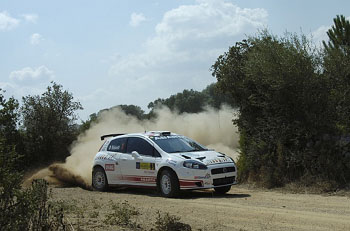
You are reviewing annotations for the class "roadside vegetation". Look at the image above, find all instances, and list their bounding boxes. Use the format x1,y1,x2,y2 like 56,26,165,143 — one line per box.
0,15,349,230
212,15,350,190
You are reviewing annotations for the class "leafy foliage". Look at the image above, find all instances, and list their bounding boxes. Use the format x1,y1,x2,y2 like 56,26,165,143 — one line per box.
116,104,145,120
148,83,236,114
212,28,350,188
323,15,350,133
323,15,350,55
0,138,66,230
80,104,146,134
81,83,236,131
148,89,207,114
154,211,191,231
0,90,24,156
21,82,83,165
104,201,140,227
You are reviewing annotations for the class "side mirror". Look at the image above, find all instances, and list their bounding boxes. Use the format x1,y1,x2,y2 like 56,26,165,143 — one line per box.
131,151,142,159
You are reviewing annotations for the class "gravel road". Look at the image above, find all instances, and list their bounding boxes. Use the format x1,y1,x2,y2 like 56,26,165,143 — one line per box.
50,185,350,231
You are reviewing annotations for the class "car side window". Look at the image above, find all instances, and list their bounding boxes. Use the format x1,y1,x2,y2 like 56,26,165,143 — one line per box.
154,148,161,158
126,137,154,157
107,138,127,152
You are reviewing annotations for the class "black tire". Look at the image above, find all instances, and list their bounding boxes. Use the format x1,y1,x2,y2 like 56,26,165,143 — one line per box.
92,167,109,191
214,185,231,194
158,169,180,198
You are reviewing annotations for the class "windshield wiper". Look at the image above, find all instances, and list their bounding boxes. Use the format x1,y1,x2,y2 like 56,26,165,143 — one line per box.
169,150,188,153
186,149,208,152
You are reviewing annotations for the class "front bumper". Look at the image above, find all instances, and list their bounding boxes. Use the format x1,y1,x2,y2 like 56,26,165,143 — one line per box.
178,163,237,190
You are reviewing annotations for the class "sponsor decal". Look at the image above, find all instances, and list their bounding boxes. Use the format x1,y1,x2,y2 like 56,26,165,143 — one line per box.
166,159,177,166
123,175,157,184
154,135,182,140
140,177,154,182
194,173,211,179
136,162,155,170
97,154,115,161
204,181,211,185
206,156,233,165
105,164,115,171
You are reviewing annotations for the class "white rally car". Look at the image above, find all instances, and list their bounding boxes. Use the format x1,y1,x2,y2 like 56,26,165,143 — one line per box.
92,131,237,197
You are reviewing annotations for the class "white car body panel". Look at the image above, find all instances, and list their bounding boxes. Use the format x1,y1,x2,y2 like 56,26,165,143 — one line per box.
92,131,237,190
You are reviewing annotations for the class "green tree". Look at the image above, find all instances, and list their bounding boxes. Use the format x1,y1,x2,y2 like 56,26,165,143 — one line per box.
323,15,350,55
21,82,83,165
80,113,98,133
212,31,349,188
148,89,206,113
0,139,66,230
115,104,145,120
323,15,350,132
201,83,236,109
147,84,236,114
80,104,146,133
0,90,20,146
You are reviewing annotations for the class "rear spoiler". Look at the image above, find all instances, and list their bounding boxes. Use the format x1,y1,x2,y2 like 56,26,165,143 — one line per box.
100,134,124,141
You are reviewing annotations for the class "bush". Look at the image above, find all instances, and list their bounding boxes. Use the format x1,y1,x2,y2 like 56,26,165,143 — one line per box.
154,211,191,231
0,139,66,230
212,29,350,189
104,201,140,228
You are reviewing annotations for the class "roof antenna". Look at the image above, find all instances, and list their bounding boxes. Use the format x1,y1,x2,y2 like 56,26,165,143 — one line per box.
143,124,148,133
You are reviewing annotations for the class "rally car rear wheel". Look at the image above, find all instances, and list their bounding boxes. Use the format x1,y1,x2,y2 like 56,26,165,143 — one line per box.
214,185,231,194
159,169,179,198
92,167,108,191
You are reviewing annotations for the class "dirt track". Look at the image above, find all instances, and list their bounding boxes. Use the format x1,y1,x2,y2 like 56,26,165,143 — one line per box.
51,185,350,231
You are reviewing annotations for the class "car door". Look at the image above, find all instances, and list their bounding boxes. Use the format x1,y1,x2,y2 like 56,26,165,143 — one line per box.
104,137,126,184
119,137,160,186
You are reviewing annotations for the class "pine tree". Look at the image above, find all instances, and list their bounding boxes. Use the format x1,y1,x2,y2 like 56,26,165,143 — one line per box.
323,15,350,55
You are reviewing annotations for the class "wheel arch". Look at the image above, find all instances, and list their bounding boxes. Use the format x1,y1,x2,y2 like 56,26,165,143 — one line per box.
156,166,179,186
92,164,104,172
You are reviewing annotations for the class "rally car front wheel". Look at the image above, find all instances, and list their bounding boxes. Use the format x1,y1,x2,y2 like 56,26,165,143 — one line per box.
92,166,108,191
158,169,179,198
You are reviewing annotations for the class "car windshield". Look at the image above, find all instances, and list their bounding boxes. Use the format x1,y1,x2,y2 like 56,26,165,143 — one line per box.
151,136,208,153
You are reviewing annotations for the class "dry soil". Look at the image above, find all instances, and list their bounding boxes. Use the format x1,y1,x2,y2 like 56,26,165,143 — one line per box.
50,184,350,231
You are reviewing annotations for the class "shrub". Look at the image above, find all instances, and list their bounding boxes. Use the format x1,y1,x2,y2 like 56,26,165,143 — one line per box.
104,201,140,227
0,139,67,230
154,211,192,231
212,29,350,189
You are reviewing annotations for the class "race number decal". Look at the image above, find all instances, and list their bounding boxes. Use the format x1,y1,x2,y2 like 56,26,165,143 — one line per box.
105,164,115,171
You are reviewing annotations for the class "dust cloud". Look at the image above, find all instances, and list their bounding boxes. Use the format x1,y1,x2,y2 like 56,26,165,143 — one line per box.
25,106,239,188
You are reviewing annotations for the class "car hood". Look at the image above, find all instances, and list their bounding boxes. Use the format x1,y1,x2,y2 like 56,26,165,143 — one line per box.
170,150,234,165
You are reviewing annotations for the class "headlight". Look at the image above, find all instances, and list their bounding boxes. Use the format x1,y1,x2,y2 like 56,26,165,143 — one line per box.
229,157,236,164
183,160,207,169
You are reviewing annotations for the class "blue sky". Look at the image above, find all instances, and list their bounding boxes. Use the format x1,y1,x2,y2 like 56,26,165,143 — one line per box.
1,0,349,120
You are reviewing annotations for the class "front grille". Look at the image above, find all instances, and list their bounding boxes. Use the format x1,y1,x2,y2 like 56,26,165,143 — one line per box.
213,176,235,186
211,166,235,175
